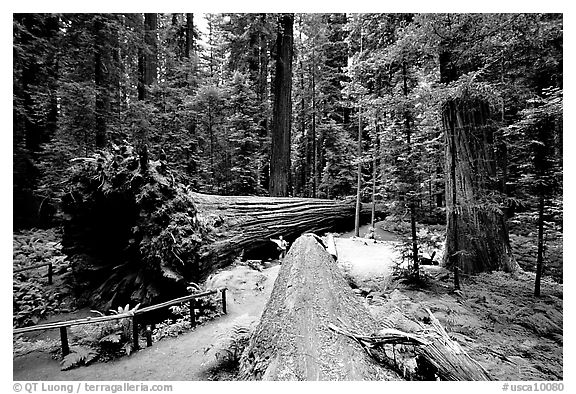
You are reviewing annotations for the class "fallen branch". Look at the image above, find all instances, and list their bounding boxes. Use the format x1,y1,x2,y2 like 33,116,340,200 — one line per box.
329,309,492,381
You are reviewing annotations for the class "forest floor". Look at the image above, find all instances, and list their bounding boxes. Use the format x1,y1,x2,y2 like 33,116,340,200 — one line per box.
335,224,563,381
13,221,563,381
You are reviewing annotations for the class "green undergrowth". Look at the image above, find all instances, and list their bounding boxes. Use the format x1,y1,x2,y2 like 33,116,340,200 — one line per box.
13,228,72,327
367,270,563,381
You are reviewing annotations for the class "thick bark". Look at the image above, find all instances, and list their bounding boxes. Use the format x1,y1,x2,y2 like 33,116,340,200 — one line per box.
192,193,379,272
269,14,294,196
442,98,518,274
440,48,518,275
238,234,400,380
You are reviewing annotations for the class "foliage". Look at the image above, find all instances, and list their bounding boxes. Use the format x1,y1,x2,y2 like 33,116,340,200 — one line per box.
62,145,210,308
152,292,222,341
60,346,99,370
13,13,563,288
210,314,258,367
13,228,70,327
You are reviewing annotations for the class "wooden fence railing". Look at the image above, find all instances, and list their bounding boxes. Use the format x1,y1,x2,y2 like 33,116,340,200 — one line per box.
13,287,227,358
13,262,53,285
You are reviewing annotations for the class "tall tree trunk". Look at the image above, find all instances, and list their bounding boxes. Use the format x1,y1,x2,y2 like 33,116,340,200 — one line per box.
354,25,363,237
269,14,294,197
185,13,194,59
440,49,518,274
354,104,362,237
311,46,317,198
298,17,308,197
257,13,270,192
45,15,59,141
136,13,157,172
137,14,146,101
143,13,158,88
402,61,419,277
94,15,109,149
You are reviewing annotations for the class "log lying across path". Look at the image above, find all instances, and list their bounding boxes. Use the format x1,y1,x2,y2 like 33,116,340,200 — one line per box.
238,234,401,380
193,192,378,271
62,147,385,309
238,234,492,381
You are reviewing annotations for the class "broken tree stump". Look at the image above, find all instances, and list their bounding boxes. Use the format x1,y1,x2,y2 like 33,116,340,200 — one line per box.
238,234,400,381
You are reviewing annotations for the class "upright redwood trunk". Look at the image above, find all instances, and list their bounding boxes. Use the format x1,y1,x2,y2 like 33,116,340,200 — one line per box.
185,13,194,59
269,14,294,197
94,15,109,149
441,47,517,274
310,45,317,198
144,13,157,87
138,13,157,100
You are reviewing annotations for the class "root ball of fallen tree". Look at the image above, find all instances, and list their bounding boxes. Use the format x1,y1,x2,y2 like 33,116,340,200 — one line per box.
62,146,384,309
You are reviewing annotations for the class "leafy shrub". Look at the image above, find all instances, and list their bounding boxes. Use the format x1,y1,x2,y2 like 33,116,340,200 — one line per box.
13,228,70,327
211,314,258,367
60,346,99,370
65,303,140,369
152,293,222,341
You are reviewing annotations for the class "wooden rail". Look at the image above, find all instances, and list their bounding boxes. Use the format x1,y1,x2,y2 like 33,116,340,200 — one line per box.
13,287,227,357
13,262,53,285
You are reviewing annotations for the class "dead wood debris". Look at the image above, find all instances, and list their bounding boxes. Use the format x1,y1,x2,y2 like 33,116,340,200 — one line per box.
328,308,492,381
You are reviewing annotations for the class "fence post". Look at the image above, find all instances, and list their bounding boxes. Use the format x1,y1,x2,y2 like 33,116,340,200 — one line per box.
132,316,139,351
145,325,152,347
48,262,53,285
189,299,196,327
59,326,69,357
221,288,227,314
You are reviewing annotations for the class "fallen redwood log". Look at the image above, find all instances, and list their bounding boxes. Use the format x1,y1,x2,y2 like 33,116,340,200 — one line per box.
61,147,385,309
238,234,401,380
192,192,379,270
238,234,491,381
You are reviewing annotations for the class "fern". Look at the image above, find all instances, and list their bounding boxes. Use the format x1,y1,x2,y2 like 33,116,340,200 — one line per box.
60,346,99,370
212,314,257,364
99,333,122,344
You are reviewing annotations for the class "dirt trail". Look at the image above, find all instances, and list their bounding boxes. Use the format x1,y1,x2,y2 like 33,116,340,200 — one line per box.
335,222,401,291
13,265,280,381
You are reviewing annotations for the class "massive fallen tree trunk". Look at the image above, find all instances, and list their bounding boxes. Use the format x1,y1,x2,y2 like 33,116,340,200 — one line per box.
238,234,401,380
61,147,384,309
239,234,492,381
193,193,377,267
